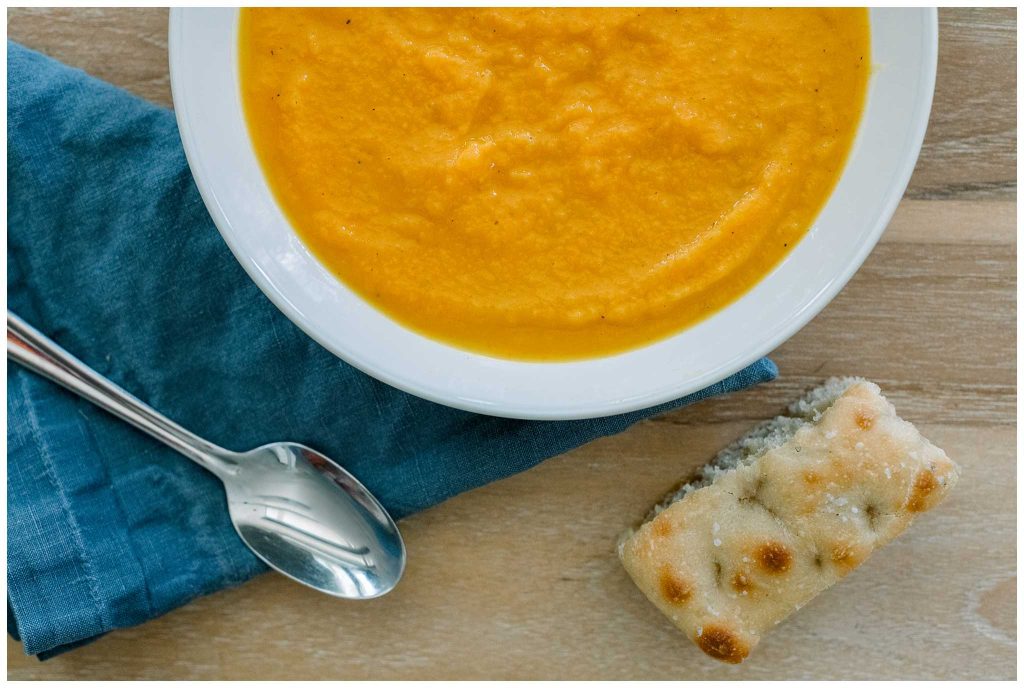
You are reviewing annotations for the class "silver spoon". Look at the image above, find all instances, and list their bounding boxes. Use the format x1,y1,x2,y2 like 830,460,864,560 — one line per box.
7,311,405,599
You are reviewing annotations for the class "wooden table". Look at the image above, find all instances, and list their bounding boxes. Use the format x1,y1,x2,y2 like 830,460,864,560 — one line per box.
7,8,1016,680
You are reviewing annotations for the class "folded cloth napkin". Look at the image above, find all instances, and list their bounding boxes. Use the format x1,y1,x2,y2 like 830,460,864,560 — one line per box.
6,41,778,659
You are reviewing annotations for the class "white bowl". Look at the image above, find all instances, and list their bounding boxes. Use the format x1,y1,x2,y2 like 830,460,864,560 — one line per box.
169,8,936,420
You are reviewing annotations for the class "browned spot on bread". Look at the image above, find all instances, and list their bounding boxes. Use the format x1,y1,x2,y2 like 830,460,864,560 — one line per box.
696,624,749,664
652,518,672,537
855,410,874,430
803,470,820,485
731,571,755,594
658,565,692,605
830,543,864,573
906,469,939,512
756,541,792,574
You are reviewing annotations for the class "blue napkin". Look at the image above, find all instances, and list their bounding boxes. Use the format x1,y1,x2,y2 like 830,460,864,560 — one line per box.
6,41,777,659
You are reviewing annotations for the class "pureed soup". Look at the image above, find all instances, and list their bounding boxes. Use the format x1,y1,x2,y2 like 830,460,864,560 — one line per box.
240,8,869,360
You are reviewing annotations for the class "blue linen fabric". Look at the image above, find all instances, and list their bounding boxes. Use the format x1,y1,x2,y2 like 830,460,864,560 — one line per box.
6,41,778,659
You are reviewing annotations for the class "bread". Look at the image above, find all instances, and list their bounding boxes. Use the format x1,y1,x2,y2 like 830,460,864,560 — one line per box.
618,378,960,663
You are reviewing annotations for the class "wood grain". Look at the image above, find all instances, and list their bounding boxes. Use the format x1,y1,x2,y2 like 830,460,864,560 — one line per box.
906,7,1017,200
6,7,1016,680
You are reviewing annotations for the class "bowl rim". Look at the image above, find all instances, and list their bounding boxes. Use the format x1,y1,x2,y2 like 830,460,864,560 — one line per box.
169,8,938,420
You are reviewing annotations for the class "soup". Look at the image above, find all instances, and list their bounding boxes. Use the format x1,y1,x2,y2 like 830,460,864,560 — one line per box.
240,8,869,360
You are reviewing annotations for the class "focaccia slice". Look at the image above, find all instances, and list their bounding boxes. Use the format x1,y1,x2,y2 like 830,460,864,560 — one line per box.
618,378,959,663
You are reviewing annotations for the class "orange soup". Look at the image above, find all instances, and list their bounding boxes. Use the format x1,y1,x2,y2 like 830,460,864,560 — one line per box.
240,8,869,360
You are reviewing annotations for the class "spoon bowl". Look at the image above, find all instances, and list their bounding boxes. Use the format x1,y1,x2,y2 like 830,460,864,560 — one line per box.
224,442,405,598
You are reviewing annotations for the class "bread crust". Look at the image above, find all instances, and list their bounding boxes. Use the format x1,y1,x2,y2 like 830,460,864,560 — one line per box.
619,381,960,663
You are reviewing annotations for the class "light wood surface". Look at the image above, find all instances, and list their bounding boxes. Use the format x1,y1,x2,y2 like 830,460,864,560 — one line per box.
7,8,1016,680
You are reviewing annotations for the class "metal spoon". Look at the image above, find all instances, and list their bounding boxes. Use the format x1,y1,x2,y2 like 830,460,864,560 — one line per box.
7,311,405,599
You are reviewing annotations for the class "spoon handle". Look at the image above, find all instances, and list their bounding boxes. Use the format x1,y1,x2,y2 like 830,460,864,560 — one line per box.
7,311,237,478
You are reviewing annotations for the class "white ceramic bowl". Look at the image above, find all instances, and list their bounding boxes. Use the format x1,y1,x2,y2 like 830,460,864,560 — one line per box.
169,8,936,420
